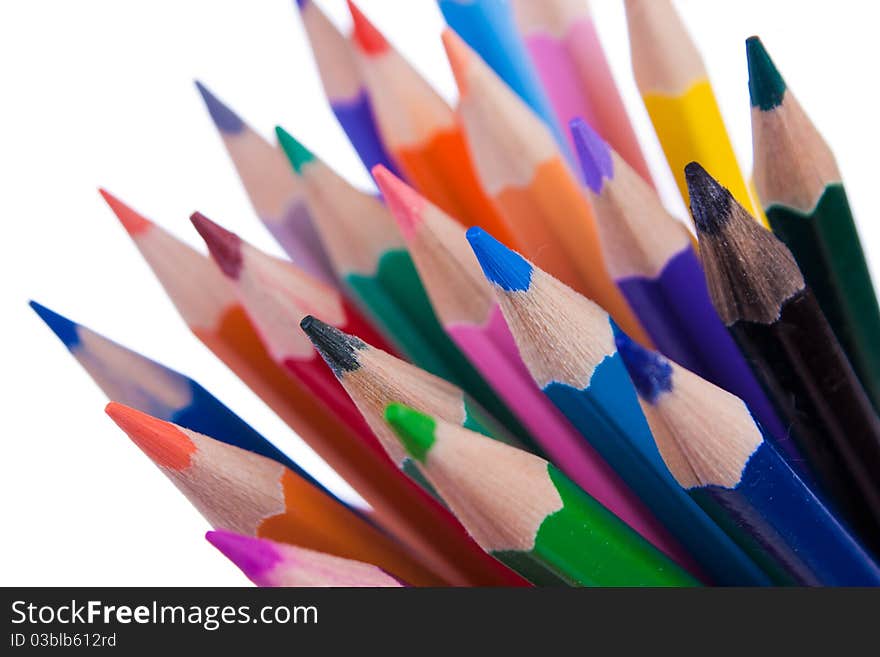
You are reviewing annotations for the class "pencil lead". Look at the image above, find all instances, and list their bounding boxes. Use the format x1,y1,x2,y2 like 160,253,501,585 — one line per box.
294,0,309,9
194,80,245,134
347,1,388,55
570,118,614,194
613,325,673,404
746,37,786,111
299,315,366,377
685,162,736,235
441,29,473,95
385,403,436,464
99,188,152,236
190,212,243,278
206,530,280,583
29,301,81,349
466,227,533,292
372,165,425,240
275,126,315,175
105,402,195,471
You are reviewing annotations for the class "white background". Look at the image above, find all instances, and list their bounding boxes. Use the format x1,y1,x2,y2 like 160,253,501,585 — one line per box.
2,0,878,585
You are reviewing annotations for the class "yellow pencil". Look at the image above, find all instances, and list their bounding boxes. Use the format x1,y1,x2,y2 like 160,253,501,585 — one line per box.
623,0,767,226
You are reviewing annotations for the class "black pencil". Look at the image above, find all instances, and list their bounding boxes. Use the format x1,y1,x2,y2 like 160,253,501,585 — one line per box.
685,162,880,554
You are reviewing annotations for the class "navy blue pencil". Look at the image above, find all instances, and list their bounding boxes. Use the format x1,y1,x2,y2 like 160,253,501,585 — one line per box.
615,328,880,585
29,301,347,507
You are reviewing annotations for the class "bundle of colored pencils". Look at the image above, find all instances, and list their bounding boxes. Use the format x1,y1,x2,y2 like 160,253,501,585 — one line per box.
30,1,880,587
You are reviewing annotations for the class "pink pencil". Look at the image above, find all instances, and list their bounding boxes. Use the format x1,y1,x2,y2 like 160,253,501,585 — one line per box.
372,165,672,551
206,529,405,587
510,0,654,185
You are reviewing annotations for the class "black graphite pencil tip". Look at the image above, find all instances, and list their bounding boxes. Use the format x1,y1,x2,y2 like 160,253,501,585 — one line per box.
685,162,738,235
300,315,366,377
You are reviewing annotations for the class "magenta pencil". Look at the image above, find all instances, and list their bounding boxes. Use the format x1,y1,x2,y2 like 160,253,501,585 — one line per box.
206,530,404,587
194,80,337,286
510,0,653,184
372,165,671,551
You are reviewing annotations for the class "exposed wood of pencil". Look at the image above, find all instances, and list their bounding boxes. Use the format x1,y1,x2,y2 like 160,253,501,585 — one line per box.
442,29,650,344
99,190,515,586
345,0,517,245
105,403,443,586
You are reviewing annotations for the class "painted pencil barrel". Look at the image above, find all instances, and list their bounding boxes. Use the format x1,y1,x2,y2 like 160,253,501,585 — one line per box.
766,185,880,414
331,91,401,177
691,442,880,586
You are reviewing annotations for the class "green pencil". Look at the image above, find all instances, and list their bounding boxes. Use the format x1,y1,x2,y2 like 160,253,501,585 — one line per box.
276,126,536,446
748,36,880,412
384,403,700,587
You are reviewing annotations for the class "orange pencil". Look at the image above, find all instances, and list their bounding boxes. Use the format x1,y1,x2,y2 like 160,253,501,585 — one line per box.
346,1,517,246
442,30,649,343
99,190,519,586
105,403,442,586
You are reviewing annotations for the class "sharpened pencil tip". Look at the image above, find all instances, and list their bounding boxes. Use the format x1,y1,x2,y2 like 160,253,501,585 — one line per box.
29,301,81,349
466,227,533,292
612,324,673,404
105,402,196,471
685,163,736,235
373,165,425,240
190,212,243,279
570,118,614,194
441,29,472,95
206,530,281,584
275,126,315,175
347,0,388,54
194,80,245,134
99,188,152,236
385,404,436,464
746,37,786,111
299,315,366,377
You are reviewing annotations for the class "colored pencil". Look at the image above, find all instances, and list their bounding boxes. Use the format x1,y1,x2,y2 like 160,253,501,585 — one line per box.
28,300,319,481
104,402,443,587
206,529,404,587
686,162,880,553
467,226,778,585
615,331,880,585
191,214,529,585
373,163,679,548
509,0,653,184
443,29,649,344
100,190,518,586
345,1,517,246
189,211,393,446
275,128,531,443
193,81,336,286
623,0,764,224
569,118,798,467
385,403,700,587
748,36,880,413
436,0,570,157
299,315,527,487
294,0,400,176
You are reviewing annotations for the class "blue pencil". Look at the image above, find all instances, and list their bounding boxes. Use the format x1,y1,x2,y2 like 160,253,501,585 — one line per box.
615,328,880,586
437,0,571,160
569,118,803,471
29,300,346,506
465,228,771,585
295,0,400,177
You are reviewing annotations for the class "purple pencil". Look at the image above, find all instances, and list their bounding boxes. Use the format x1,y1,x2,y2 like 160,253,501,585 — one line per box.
570,118,801,469
295,0,401,178
194,80,338,287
